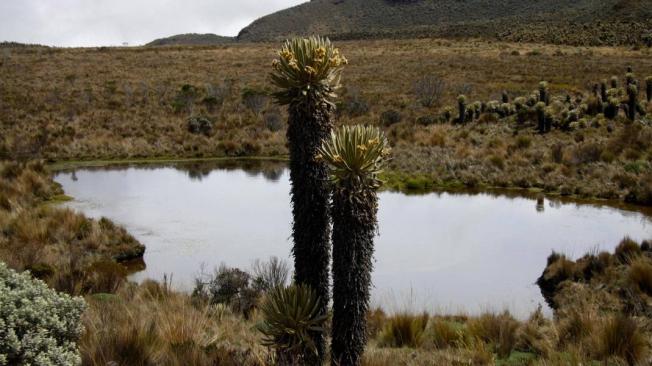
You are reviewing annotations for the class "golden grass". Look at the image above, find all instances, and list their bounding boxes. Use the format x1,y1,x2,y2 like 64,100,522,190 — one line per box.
0,161,144,294
81,281,268,366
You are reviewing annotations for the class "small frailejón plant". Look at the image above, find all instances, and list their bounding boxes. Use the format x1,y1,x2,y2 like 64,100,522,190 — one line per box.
317,125,391,366
256,285,328,365
457,95,467,124
627,84,638,121
270,36,347,362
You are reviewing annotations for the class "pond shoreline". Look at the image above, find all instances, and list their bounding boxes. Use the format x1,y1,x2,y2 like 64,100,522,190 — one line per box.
48,156,652,217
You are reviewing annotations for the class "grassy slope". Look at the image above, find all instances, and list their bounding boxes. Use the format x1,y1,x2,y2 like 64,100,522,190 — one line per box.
146,33,235,46
2,39,652,204
237,0,652,45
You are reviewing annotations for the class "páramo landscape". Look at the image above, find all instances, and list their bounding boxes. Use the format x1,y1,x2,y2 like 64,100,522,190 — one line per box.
2,0,652,365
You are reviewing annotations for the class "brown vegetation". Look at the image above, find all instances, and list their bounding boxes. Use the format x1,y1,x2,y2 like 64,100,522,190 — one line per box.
0,161,144,294
2,39,652,204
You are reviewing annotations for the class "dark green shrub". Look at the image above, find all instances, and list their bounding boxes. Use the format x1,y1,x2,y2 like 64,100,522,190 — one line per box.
241,88,268,115
646,76,652,102
380,109,402,126
192,265,260,315
186,116,213,136
263,111,284,132
172,84,198,114
416,115,435,126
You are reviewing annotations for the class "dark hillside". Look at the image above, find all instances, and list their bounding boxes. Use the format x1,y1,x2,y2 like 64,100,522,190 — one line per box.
237,0,652,46
146,33,235,46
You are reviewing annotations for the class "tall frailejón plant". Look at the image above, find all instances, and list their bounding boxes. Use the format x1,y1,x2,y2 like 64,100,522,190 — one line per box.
318,125,391,366
270,36,347,361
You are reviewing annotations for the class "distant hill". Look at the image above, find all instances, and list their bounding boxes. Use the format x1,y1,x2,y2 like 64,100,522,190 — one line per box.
146,33,235,46
237,0,652,46
0,41,49,48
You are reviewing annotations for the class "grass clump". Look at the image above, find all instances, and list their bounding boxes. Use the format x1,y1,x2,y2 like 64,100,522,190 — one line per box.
596,315,648,366
467,311,519,358
627,257,652,296
378,312,429,348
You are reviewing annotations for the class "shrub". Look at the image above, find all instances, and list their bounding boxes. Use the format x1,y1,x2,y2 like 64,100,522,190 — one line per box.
342,89,370,117
263,111,284,132
378,312,429,348
415,115,435,126
251,256,290,292
414,75,446,107
192,264,260,315
571,142,603,165
380,109,402,126
256,285,327,365
625,174,652,206
0,262,86,365
172,84,198,114
241,88,268,115
186,116,213,136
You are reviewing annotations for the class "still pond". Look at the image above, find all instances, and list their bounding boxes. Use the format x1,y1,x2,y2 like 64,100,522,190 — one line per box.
54,160,652,318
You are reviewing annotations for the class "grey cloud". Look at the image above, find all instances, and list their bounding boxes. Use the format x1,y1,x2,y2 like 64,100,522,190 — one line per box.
0,0,305,47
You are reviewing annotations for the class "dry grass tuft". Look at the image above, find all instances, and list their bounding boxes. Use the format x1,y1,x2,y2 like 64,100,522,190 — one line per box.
467,311,519,358
81,281,267,366
377,312,429,348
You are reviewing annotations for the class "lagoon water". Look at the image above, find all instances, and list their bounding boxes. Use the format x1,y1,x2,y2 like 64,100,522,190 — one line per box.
55,161,652,318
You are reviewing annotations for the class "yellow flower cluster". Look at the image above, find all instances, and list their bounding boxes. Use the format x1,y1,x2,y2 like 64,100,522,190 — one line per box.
329,48,348,67
314,46,326,61
305,65,317,76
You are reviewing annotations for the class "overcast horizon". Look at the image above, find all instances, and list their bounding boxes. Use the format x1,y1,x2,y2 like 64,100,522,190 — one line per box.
0,0,306,47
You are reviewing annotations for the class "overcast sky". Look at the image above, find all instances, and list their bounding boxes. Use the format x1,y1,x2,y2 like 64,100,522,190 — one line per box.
0,0,306,47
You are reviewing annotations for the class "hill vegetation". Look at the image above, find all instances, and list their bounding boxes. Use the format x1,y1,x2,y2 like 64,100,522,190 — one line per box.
146,33,234,46
238,0,652,46
1,39,651,205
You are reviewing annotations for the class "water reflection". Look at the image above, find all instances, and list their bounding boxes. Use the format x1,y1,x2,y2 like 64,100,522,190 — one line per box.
54,160,652,318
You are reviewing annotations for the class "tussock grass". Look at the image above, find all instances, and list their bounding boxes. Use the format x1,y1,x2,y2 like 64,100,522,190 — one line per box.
377,312,429,348
81,281,267,366
0,161,144,294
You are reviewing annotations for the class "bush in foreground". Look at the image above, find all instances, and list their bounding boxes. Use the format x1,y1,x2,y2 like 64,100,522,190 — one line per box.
0,262,86,365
